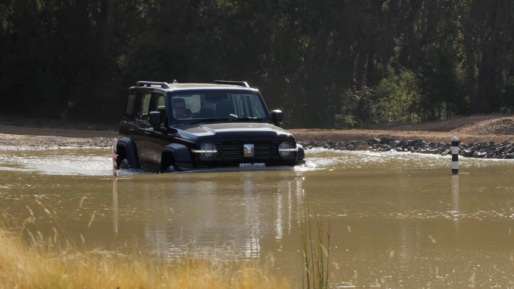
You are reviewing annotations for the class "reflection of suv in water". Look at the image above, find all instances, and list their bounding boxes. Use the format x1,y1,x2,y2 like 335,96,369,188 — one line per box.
117,80,305,172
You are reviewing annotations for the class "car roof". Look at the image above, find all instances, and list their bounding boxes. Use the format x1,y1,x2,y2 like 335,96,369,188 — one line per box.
130,83,259,92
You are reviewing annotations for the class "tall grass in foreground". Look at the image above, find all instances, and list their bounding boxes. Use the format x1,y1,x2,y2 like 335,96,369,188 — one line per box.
300,212,331,289
0,221,289,288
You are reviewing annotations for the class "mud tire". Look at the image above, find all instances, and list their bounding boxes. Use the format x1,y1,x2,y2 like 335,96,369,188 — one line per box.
165,165,177,173
119,159,130,170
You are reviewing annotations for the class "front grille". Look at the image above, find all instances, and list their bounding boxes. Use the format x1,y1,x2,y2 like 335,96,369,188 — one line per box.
217,143,278,160
197,140,295,163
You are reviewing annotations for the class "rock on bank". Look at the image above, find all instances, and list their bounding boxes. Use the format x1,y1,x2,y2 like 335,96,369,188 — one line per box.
298,137,514,160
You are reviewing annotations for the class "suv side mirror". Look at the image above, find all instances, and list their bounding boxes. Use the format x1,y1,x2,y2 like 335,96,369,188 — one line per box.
271,110,283,126
149,111,161,130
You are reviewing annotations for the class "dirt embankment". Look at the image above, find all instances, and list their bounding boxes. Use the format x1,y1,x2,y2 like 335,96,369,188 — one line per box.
291,115,514,144
0,126,116,149
0,115,512,149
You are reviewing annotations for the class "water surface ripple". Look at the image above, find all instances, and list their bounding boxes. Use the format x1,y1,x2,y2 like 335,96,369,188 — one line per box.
1,149,513,287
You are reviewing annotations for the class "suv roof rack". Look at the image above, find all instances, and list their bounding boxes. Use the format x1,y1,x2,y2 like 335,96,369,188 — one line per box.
136,81,171,89
213,80,250,87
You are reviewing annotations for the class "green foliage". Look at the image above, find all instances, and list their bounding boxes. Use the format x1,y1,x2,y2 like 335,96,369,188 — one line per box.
373,67,419,124
334,113,357,130
338,56,469,127
0,0,513,127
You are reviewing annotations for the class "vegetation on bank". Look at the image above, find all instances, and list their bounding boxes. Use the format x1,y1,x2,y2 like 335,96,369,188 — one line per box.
0,205,333,288
0,220,289,288
0,213,334,288
1,1,513,128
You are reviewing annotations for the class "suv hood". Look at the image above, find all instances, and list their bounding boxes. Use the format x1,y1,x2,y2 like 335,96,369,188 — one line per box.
174,122,295,141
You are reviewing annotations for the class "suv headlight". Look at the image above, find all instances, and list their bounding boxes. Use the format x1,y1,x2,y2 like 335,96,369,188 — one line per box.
192,143,218,160
278,142,296,158
201,143,217,158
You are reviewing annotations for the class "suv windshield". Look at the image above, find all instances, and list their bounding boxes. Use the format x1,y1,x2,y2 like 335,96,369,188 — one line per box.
169,90,269,123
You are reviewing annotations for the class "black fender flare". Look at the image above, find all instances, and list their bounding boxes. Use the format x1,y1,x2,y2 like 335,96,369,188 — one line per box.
117,137,140,168
161,143,194,172
297,144,305,160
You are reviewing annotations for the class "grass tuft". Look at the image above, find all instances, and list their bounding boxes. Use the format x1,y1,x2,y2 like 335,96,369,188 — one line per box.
299,208,331,289
0,218,290,288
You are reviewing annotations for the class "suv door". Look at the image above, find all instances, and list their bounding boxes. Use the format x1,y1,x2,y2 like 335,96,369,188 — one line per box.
146,93,171,170
119,90,138,137
133,91,154,169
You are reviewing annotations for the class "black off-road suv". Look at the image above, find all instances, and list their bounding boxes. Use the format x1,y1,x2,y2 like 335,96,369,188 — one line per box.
117,80,305,172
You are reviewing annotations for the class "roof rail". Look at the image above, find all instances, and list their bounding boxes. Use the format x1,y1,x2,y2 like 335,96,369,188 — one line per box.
213,80,250,87
136,81,170,89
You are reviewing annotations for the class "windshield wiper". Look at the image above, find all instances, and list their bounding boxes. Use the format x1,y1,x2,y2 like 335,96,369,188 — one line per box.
177,117,263,125
185,118,229,125
227,118,263,122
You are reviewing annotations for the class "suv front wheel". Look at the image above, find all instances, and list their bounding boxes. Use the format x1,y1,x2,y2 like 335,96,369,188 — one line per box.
165,165,177,173
161,151,180,173
118,159,130,169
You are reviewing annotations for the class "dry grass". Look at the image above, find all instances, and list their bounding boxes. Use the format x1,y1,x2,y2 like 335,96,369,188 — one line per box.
290,114,514,144
452,116,514,135
300,213,330,289
382,114,507,132
0,219,289,289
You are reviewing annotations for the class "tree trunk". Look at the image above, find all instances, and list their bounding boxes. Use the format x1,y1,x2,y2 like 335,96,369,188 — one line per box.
102,0,116,55
407,1,423,63
460,6,478,114
366,44,375,87
173,0,191,37
90,0,117,56
389,0,397,14
476,63,489,114
476,1,503,114
355,51,366,91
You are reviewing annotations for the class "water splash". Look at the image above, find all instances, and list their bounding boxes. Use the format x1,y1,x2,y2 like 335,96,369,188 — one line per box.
0,148,512,176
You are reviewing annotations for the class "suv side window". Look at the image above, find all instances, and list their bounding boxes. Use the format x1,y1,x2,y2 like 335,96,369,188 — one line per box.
156,94,166,125
125,92,137,117
140,93,152,121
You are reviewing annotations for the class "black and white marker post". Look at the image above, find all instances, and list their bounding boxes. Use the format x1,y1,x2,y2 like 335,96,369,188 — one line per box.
451,137,459,175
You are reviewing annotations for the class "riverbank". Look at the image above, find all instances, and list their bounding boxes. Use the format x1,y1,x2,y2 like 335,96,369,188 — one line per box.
2,130,512,159
297,137,514,159
1,115,513,155
0,130,113,150
292,114,514,144
292,129,513,144
291,115,514,160
1,127,512,150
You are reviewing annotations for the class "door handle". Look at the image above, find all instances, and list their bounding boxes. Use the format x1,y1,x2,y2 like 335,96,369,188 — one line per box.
144,131,151,135
129,128,135,132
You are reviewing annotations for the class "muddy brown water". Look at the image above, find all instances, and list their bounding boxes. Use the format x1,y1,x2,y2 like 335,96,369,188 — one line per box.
1,148,514,287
